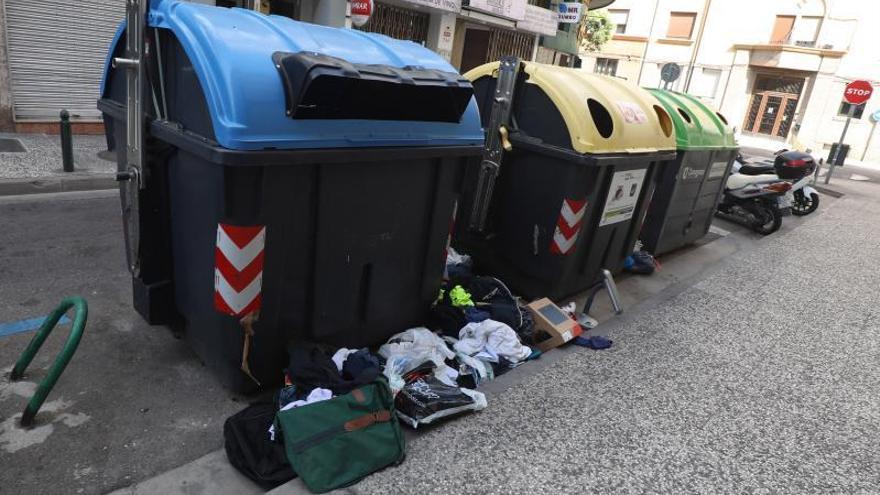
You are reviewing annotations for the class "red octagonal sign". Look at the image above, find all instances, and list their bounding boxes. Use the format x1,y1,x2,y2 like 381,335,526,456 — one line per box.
843,80,873,105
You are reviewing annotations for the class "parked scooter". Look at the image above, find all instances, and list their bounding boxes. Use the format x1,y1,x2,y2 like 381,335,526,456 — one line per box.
717,172,792,235
733,150,819,216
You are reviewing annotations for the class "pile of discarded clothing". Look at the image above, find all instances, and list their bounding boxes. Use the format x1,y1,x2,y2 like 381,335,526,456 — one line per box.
225,343,401,492
224,264,613,493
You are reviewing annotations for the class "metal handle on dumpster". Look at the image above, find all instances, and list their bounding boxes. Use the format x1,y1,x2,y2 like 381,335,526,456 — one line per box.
113,0,146,191
469,57,521,232
10,297,88,427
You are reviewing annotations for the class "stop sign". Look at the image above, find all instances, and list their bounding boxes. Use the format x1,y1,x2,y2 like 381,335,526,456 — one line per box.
843,80,873,105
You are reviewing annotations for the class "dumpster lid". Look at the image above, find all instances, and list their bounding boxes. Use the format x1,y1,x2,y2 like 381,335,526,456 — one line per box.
647,89,736,150
103,0,482,151
465,61,676,154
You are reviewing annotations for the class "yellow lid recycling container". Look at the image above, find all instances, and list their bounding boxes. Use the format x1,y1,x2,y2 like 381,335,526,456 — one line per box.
455,60,677,300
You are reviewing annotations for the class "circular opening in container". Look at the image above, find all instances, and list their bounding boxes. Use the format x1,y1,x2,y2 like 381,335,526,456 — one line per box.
677,108,693,124
653,105,673,138
587,99,614,138
716,112,729,125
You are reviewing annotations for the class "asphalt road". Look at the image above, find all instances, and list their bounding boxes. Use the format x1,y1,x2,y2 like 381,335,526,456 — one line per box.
0,191,244,495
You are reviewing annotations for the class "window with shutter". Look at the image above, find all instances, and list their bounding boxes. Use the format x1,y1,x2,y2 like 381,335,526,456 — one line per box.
666,12,696,39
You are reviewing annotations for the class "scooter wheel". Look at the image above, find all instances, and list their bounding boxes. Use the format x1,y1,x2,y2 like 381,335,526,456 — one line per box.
753,206,782,235
791,190,819,216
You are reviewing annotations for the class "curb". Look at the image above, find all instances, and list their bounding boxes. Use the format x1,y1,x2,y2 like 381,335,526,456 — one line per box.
814,185,845,198
0,174,116,197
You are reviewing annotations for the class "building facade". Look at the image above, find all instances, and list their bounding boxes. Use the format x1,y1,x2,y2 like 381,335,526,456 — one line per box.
581,0,880,161
1,0,610,134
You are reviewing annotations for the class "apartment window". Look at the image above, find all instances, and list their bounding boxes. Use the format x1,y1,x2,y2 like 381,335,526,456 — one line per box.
595,58,618,77
771,15,795,44
792,16,822,46
838,102,865,120
609,9,629,34
667,12,696,39
692,68,722,98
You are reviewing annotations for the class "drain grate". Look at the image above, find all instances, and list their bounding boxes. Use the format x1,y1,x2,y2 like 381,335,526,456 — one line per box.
0,137,26,153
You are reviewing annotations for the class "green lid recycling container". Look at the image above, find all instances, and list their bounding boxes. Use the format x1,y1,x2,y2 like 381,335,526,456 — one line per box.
640,89,738,256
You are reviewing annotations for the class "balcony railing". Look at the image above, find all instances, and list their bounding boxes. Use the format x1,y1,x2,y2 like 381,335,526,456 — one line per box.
769,37,834,50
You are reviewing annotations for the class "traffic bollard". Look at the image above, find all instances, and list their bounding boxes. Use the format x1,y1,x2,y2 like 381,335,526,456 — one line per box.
60,109,74,172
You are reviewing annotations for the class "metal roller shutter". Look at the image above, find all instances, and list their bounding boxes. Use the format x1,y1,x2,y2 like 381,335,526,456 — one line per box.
3,0,125,122
353,2,429,45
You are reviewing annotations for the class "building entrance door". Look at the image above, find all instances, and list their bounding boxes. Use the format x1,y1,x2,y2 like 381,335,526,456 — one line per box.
743,75,805,139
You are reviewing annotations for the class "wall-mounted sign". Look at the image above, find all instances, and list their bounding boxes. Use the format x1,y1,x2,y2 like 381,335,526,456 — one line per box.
350,0,373,27
518,4,558,36
436,12,457,62
660,63,681,83
556,2,582,24
466,0,527,21
406,0,462,13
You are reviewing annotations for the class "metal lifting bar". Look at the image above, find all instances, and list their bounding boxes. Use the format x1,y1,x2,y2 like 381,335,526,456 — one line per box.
155,28,168,119
112,0,147,276
113,0,146,191
469,56,521,232
578,269,624,323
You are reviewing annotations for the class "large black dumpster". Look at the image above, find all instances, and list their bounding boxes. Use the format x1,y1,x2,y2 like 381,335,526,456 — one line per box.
640,89,737,255
456,61,677,300
98,0,482,392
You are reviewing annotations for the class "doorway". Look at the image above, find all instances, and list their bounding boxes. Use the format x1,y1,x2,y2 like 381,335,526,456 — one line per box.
743,75,804,139
460,28,491,74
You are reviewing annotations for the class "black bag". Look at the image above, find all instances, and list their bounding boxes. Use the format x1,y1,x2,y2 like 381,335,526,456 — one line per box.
626,251,657,275
395,363,486,428
431,275,523,336
223,402,296,490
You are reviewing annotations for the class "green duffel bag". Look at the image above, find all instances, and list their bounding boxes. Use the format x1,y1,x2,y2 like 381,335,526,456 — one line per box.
275,379,406,493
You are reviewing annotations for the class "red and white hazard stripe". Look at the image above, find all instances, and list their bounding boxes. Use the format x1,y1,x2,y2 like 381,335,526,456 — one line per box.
214,223,265,316
550,198,587,255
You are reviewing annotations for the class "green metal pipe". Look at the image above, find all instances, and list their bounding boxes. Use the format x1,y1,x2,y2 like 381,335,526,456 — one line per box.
10,297,88,427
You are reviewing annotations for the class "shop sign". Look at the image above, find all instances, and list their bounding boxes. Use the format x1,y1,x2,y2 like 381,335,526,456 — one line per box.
556,2,582,24
466,0,527,21
350,0,373,27
518,4,558,36
406,0,463,13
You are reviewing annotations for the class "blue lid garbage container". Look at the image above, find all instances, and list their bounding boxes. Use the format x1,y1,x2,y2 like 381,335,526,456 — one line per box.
455,61,676,300
639,89,738,256
98,0,483,392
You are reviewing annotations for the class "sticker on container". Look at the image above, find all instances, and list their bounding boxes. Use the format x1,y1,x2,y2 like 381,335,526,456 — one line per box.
599,169,647,227
550,198,587,255
561,329,573,342
215,223,265,316
708,160,730,179
616,101,648,124
681,166,706,181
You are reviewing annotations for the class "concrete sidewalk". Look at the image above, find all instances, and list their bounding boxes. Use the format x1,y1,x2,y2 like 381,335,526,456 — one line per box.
0,133,116,195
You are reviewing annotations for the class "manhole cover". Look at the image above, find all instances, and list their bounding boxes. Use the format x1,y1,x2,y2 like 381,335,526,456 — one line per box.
0,137,26,153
